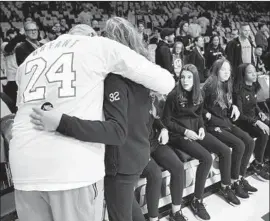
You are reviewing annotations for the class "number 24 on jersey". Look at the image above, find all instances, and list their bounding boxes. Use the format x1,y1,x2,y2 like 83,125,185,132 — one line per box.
23,52,76,102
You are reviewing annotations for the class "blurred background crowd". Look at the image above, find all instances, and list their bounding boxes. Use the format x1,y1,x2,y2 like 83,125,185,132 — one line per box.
1,1,270,115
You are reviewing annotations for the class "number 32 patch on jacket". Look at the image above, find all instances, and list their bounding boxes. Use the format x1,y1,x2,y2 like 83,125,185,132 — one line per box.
109,92,120,102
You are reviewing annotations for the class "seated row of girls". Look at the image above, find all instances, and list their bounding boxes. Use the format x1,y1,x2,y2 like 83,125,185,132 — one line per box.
137,59,268,221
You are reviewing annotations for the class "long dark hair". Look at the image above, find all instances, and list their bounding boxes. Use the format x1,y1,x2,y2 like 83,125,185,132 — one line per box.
203,58,233,109
179,21,189,35
176,64,203,105
172,41,184,59
208,34,222,50
234,63,261,93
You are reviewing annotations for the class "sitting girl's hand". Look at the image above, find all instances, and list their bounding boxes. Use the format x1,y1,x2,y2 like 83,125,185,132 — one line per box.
184,129,199,141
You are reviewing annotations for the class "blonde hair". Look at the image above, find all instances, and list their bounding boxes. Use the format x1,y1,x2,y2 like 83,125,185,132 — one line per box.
104,17,149,58
68,24,97,37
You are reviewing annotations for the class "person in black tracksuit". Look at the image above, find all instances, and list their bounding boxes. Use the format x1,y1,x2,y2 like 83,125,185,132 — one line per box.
233,63,269,180
186,36,207,83
155,28,177,80
202,58,258,200
163,64,240,221
56,73,152,221
140,93,187,221
205,35,225,69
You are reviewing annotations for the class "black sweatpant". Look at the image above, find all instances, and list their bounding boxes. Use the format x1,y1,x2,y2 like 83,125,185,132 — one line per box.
237,121,269,163
141,145,185,218
2,81,18,113
170,132,231,199
208,125,255,179
3,81,17,105
104,174,145,221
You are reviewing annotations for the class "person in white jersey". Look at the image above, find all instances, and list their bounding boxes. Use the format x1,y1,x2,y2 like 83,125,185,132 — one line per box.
10,23,175,221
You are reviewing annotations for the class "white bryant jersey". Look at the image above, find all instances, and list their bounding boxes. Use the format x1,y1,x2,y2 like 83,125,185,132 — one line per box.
10,34,175,191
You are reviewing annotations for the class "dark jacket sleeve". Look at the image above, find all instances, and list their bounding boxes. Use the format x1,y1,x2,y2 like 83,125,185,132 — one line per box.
153,118,166,131
56,74,129,145
255,103,262,115
235,94,258,124
203,83,225,125
162,91,186,135
159,46,174,74
15,44,28,66
198,91,205,129
4,34,25,53
225,40,235,66
187,50,197,65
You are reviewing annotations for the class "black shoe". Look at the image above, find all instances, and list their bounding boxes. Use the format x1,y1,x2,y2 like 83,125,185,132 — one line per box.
240,177,258,192
251,162,270,181
263,162,270,174
190,199,211,220
231,181,249,199
258,166,270,181
220,186,241,206
249,160,261,174
169,210,187,221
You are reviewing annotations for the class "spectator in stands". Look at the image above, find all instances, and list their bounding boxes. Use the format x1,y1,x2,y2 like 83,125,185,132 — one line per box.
91,20,99,29
155,28,176,80
255,23,268,53
254,45,267,75
163,8,181,28
140,92,187,221
78,3,93,26
233,63,269,181
15,21,42,66
54,22,62,38
186,36,207,82
225,23,255,76
39,27,56,44
137,21,148,44
1,28,25,112
205,35,225,69
175,22,193,56
149,27,160,45
60,18,70,34
163,64,240,221
172,41,184,79
203,58,257,200
231,29,239,39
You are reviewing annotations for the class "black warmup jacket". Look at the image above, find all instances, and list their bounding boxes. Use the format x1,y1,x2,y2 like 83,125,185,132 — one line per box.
203,82,234,129
15,40,43,66
205,45,225,69
186,47,207,83
57,74,151,176
155,40,175,78
162,88,205,141
233,84,262,125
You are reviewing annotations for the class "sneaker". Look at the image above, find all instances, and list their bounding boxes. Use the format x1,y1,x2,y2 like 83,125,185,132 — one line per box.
253,163,270,181
190,199,210,220
169,210,187,221
258,167,270,181
231,181,249,199
263,162,270,174
240,177,258,192
249,160,261,174
220,186,241,206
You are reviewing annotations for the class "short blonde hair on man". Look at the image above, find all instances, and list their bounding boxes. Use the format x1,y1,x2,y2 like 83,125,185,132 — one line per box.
68,24,97,37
